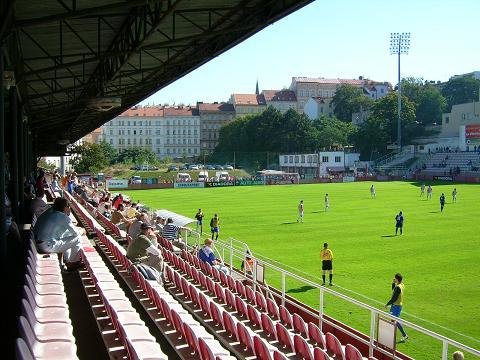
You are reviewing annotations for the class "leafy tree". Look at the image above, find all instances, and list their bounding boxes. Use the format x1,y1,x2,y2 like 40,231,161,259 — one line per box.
69,143,109,173
37,158,57,172
312,116,356,149
401,78,446,125
369,92,416,145
442,76,480,111
116,147,158,165
352,115,390,159
332,84,374,122
98,140,117,165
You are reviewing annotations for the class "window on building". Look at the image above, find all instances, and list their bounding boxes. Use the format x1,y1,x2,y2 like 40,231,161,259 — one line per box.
322,156,329,162
156,130,160,135
110,130,113,135
133,130,136,135
335,156,341,163
183,130,186,135
307,155,312,163
284,156,288,163
127,130,130,135
188,130,191,135
173,130,176,135
183,139,186,144
139,121,142,126
133,121,136,126
445,116,449,124
149,121,151,126
294,156,299,163
301,155,305,163
127,138,130,145
289,156,293,163
127,121,130,126
109,139,113,144
188,149,191,154
313,154,318,162
194,148,198,154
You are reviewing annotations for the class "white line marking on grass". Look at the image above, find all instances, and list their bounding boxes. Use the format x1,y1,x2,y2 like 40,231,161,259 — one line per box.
258,254,480,344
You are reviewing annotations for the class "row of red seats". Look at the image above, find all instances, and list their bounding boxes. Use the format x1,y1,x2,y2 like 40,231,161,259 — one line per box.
16,237,78,359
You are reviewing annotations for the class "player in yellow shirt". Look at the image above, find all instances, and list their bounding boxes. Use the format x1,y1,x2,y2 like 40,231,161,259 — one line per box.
320,242,334,286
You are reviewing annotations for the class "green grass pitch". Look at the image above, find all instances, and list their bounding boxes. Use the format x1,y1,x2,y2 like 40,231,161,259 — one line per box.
123,181,480,359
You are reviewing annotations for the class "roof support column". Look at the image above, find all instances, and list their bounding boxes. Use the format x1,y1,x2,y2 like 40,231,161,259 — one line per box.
0,47,6,271
17,109,25,215
10,86,19,221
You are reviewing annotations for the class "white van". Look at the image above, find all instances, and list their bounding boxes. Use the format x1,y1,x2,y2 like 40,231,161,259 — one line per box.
177,173,192,182
131,175,141,184
217,171,229,181
198,171,209,182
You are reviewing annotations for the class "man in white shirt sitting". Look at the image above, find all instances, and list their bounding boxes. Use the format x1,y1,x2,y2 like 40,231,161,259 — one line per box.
33,197,84,271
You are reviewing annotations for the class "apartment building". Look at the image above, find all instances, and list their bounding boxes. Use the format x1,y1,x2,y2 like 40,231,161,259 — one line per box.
101,105,200,159
198,102,235,154
261,89,297,113
229,93,267,116
289,76,391,113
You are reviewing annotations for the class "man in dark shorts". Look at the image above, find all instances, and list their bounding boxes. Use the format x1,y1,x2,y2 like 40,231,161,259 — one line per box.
320,242,334,286
440,193,446,212
395,211,404,235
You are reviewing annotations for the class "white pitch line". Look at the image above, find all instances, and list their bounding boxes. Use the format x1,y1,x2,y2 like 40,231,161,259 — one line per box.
257,255,480,344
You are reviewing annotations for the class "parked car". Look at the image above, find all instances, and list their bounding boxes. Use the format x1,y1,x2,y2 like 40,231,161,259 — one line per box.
215,165,224,170
188,164,199,170
206,164,216,170
168,165,178,171
224,165,234,170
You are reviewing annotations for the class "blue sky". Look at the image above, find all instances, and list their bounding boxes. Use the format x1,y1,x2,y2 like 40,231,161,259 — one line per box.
141,0,479,106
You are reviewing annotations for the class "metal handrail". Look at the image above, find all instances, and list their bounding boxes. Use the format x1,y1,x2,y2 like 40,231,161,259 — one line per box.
207,238,480,360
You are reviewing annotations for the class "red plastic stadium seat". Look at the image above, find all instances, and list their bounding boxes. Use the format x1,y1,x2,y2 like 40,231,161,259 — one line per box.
260,313,277,340
279,305,293,329
345,343,367,360
237,321,254,353
325,332,345,359
308,322,326,349
293,313,308,337
294,334,314,360
267,298,279,319
222,311,238,340
273,350,289,360
313,347,330,360
253,335,273,360
276,322,294,351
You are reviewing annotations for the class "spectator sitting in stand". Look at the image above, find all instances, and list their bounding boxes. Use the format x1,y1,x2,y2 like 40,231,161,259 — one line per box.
198,238,229,274
29,188,50,223
33,197,84,271
162,217,190,249
111,203,133,231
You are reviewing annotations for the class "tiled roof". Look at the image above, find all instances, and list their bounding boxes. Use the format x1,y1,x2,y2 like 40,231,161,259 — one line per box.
293,77,365,85
198,102,235,112
232,93,266,106
164,106,199,116
120,106,164,117
262,89,297,102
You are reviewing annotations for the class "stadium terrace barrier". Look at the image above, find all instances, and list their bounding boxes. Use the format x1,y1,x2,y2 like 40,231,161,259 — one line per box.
196,237,480,360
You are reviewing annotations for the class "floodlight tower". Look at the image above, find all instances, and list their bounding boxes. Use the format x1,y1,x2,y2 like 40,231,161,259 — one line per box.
390,32,411,151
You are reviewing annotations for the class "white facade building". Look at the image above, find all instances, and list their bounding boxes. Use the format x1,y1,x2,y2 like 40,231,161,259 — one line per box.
101,105,200,159
279,151,360,177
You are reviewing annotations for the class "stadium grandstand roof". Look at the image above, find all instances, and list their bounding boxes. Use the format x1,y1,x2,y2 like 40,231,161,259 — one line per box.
1,0,313,155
